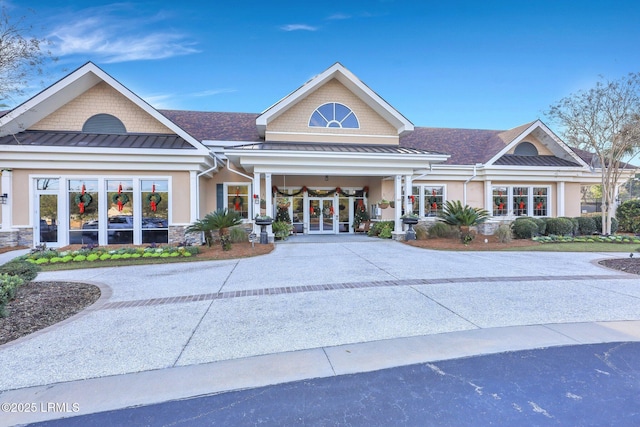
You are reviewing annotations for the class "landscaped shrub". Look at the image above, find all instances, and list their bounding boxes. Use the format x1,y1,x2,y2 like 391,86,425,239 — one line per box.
617,200,640,233
532,218,546,235
511,219,538,239
494,224,512,243
0,273,24,318
592,215,619,234
428,222,459,239
575,216,597,235
545,218,575,236
563,217,580,235
368,221,394,238
414,224,428,240
0,259,40,282
229,226,248,243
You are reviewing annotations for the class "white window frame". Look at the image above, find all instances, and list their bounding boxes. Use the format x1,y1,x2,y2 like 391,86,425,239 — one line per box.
491,185,551,218
223,182,252,221
411,184,447,218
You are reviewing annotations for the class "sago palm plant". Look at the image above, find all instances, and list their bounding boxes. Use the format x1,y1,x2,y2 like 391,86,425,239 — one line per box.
186,208,243,249
438,200,489,244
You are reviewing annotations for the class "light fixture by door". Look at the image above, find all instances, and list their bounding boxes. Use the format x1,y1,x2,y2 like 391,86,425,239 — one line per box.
324,176,329,181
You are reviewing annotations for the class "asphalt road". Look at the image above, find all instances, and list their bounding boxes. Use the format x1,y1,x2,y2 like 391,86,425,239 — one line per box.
28,342,640,427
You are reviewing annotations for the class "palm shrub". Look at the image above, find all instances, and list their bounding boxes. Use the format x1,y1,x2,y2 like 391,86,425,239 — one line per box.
438,201,489,227
186,208,243,249
438,200,489,244
617,200,640,233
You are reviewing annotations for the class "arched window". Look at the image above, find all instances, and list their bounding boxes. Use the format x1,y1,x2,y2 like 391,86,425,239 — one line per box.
309,103,359,129
514,141,538,156
82,114,127,134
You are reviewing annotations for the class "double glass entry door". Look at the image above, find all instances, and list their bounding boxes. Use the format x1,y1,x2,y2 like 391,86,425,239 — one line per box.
308,197,336,234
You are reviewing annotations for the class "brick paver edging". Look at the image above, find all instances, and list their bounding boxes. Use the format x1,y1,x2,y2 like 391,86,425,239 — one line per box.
101,274,632,310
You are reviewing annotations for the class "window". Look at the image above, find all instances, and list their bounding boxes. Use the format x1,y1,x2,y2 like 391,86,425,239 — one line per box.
492,185,549,217
107,180,134,244
141,180,168,244
309,103,359,129
68,179,99,244
411,185,445,217
226,184,251,220
513,141,538,156
82,114,126,134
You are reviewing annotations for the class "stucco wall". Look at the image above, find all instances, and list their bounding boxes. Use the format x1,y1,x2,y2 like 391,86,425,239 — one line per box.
564,182,582,217
267,79,398,144
29,82,173,134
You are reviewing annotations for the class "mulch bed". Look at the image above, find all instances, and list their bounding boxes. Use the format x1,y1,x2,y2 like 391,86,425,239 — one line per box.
0,281,100,346
598,258,640,275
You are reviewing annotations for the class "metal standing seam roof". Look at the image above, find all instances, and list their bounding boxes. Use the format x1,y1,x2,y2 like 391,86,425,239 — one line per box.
494,154,581,167
227,142,447,156
0,131,196,149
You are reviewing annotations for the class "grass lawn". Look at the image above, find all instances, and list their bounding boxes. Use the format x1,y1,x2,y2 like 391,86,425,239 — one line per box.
502,242,640,252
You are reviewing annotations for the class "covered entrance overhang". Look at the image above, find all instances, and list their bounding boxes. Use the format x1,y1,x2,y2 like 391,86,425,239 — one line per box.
224,143,449,237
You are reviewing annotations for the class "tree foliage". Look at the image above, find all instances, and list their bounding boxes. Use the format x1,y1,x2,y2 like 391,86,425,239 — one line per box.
546,73,640,234
0,4,55,103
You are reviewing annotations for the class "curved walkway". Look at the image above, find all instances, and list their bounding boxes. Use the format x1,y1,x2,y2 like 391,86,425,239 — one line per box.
1,240,640,425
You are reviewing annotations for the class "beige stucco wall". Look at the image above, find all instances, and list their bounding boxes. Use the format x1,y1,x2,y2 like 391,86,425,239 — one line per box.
11,169,191,226
30,82,173,134
564,182,582,217
506,134,554,156
267,79,399,144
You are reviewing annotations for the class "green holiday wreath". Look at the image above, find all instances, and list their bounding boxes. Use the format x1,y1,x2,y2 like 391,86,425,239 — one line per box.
111,193,130,205
146,193,162,205
74,193,93,207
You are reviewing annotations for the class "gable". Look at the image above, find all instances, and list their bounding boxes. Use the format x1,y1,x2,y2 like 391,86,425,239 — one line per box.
29,82,173,134
506,134,554,156
267,79,398,144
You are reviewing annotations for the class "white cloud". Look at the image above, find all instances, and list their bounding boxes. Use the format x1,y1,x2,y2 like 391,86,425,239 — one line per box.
192,89,237,97
47,6,199,63
280,24,318,32
326,13,351,20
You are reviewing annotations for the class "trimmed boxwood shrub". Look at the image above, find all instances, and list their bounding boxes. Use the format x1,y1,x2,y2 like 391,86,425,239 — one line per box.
592,215,619,234
545,217,575,236
0,259,40,282
575,216,597,235
495,224,512,243
512,219,538,239
617,200,640,233
0,273,24,318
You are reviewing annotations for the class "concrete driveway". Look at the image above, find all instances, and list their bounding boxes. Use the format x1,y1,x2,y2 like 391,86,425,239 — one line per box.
1,239,640,425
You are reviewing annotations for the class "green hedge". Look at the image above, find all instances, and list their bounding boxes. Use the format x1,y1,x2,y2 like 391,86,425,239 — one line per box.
512,219,538,239
0,273,24,318
574,216,597,235
617,200,640,233
545,217,575,236
0,259,40,282
592,215,619,234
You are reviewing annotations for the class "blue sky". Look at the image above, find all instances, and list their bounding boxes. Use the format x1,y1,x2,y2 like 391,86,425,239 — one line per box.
9,0,640,130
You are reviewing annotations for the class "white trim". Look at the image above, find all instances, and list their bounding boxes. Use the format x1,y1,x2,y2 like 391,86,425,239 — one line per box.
264,131,397,139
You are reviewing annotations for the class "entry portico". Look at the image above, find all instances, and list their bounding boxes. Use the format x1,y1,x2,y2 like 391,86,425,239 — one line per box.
225,142,449,236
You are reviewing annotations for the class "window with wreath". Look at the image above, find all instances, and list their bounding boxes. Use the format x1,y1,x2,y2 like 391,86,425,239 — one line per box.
69,179,99,245
141,180,168,244
411,185,445,217
492,185,549,217
309,102,359,129
107,180,134,244
226,184,250,220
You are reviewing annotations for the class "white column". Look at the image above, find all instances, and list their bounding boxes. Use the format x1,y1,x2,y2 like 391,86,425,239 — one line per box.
265,173,272,217
485,180,492,215
404,174,413,231
557,182,565,217
253,172,261,233
394,175,402,232
1,170,12,230
189,171,198,223
264,173,273,239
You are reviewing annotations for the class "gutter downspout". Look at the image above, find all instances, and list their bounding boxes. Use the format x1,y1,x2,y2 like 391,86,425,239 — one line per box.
225,158,253,180
195,154,219,220
463,164,482,206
